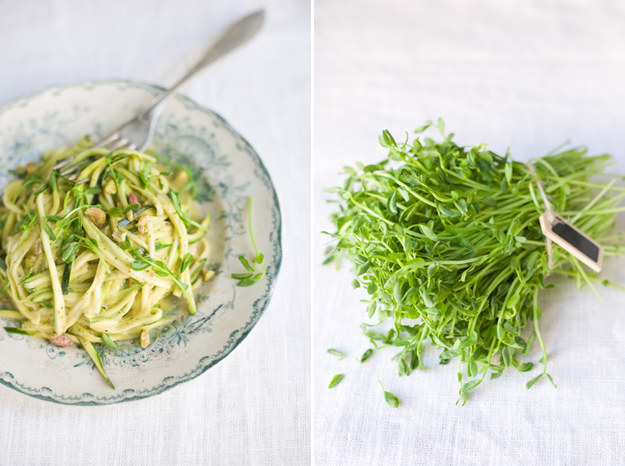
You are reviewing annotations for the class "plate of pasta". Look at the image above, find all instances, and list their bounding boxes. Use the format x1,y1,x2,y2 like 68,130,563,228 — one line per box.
0,81,281,404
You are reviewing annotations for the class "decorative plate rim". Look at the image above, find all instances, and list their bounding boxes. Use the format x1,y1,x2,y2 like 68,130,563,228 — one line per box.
0,79,283,405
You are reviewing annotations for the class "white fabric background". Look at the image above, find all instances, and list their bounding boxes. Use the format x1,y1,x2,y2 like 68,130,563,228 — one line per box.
314,1,625,465
0,1,310,465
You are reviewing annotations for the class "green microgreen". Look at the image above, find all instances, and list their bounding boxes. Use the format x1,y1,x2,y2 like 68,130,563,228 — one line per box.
101,333,118,349
168,191,206,231
328,373,345,388
178,253,194,274
8,166,27,178
15,210,37,232
61,262,72,295
76,236,110,272
121,240,188,292
231,197,266,287
4,327,33,336
146,149,199,198
359,348,374,363
325,120,625,402
80,338,115,389
327,348,346,360
139,162,153,189
379,381,400,408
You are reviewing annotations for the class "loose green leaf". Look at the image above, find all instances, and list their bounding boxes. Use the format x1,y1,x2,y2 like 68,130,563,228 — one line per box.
327,348,346,360
383,390,400,408
238,255,254,272
526,374,543,389
359,348,374,362
328,373,344,388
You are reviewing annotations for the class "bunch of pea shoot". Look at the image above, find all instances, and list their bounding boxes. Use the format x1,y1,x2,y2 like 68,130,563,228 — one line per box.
324,120,625,405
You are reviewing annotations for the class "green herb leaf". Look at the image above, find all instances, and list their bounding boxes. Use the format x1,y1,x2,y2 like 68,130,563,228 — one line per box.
61,240,79,264
359,348,374,362
15,210,37,232
383,390,400,408
61,262,72,295
101,333,118,349
131,260,151,271
238,255,254,272
4,327,33,336
231,272,254,280
168,190,206,231
178,253,194,274
328,373,345,388
327,348,346,360
526,374,543,389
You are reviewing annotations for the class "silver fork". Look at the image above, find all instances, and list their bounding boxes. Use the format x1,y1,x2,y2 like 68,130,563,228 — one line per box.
56,9,265,177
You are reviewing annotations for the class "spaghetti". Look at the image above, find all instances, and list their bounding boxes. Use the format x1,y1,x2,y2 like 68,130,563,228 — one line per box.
0,138,212,387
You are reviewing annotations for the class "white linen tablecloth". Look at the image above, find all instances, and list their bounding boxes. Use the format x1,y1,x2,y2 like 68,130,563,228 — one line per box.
314,1,625,464
0,1,310,465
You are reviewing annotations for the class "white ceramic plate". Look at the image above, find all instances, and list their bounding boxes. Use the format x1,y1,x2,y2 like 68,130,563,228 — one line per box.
0,81,282,404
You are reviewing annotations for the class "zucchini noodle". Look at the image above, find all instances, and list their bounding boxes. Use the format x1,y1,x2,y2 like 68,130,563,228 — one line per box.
0,137,213,388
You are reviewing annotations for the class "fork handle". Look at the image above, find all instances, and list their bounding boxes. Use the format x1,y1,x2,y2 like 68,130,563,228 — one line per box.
144,9,265,116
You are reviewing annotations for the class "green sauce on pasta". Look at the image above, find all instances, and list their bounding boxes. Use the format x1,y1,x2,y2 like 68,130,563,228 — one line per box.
0,137,212,388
